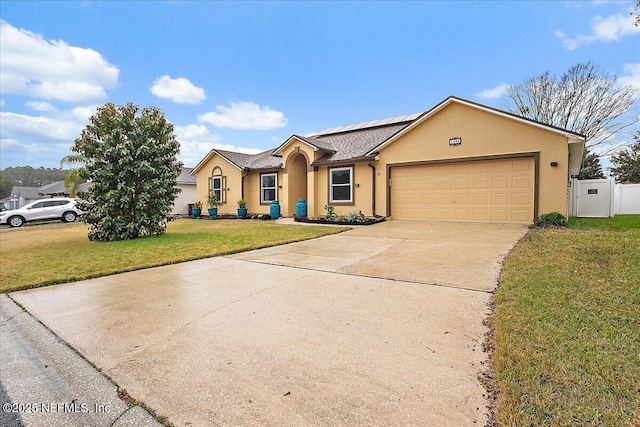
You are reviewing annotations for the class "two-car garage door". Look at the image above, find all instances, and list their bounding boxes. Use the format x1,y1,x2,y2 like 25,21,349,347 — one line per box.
391,157,535,224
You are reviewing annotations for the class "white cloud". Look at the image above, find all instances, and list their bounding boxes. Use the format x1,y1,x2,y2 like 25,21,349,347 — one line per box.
198,101,288,130
0,112,85,168
476,83,510,100
70,105,99,122
150,75,206,104
555,12,640,50
0,112,81,141
0,20,119,102
618,63,640,92
26,101,55,112
173,123,263,167
0,99,5,108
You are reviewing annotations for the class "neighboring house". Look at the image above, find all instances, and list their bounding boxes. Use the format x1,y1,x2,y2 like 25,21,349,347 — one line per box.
173,167,197,215
5,186,42,209
4,168,196,214
191,96,585,224
38,181,90,197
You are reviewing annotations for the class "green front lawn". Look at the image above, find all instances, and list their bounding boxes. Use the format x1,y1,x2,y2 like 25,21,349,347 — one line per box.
569,214,640,231
491,216,640,425
0,219,348,293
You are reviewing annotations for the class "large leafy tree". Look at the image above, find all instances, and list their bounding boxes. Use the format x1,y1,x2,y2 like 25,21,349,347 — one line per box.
577,150,606,179
72,103,182,241
504,62,638,150
609,131,640,183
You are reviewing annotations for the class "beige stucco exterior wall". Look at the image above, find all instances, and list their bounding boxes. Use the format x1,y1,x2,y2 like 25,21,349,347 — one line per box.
278,141,376,218
193,101,580,221
313,163,375,218
242,169,283,215
376,102,574,218
280,143,317,217
193,156,242,215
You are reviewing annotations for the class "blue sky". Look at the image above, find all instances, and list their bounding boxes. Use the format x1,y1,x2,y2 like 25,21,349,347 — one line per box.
1,0,638,170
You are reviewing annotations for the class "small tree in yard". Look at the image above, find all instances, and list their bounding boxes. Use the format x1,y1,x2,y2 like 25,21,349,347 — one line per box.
63,169,84,197
609,131,640,183
71,103,182,241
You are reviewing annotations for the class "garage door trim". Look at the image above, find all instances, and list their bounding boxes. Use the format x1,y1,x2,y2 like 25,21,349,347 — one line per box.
386,152,540,220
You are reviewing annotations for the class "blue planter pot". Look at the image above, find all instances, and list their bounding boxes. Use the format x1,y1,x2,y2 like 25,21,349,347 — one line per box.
192,208,201,217
237,208,247,218
296,198,307,219
208,208,218,216
270,200,281,219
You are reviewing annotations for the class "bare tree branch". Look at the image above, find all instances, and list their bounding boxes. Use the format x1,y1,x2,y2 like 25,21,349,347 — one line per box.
504,62,638,150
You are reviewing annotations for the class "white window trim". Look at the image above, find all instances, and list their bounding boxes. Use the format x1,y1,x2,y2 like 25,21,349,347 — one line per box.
211,176,223,202
329,166,353,203
260,172,278,204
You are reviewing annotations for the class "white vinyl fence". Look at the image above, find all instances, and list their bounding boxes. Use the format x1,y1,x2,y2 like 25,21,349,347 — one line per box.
569,178,640,217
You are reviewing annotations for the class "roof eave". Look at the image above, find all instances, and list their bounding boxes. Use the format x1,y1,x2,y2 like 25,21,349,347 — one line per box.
311,156,377,167
273,135,332,156
191,149,244,175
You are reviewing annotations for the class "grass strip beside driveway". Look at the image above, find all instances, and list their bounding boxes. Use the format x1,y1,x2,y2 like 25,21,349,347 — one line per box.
491,216,640,426
0,219,348,293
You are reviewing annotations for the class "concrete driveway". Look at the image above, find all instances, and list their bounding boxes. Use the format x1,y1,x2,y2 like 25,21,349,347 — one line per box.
9,220,527,426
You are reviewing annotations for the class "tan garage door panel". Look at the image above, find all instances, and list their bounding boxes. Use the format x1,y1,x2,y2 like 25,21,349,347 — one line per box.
391,158,534,224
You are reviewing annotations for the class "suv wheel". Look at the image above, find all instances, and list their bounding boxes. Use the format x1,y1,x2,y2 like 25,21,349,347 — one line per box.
8,216,25,227
62,211,77,223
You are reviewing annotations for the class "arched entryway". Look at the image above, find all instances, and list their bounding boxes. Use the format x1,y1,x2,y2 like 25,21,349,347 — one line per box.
287,152,308,216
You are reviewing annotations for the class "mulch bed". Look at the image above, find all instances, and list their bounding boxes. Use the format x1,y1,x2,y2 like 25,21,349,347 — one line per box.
294,217,385,226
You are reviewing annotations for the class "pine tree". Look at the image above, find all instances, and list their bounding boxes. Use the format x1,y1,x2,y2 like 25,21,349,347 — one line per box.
609,131,640,183
577,150,606,180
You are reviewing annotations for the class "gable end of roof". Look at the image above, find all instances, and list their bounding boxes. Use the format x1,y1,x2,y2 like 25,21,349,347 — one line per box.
365,96,586,155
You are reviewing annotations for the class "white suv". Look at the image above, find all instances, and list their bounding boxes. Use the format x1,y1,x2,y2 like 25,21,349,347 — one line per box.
0,198,81,227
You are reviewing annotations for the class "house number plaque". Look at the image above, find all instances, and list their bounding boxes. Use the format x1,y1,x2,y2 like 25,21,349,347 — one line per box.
449,137,462,146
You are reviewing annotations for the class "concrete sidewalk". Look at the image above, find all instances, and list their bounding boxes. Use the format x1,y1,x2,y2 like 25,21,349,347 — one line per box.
0,294,162,427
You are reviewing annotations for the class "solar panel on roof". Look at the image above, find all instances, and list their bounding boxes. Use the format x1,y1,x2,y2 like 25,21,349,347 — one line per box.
318,111,422,135
376,117,395,126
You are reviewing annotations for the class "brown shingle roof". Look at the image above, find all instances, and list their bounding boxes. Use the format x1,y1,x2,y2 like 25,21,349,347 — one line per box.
309,122,412,164
214,149,256,169
213,149,282,170
247,149,282,170
196,119,415,172
177,167,196,184
290,134,336,152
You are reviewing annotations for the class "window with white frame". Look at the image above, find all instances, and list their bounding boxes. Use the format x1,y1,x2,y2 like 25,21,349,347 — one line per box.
261,173,277,203
210,176,222,203
329,167,353,202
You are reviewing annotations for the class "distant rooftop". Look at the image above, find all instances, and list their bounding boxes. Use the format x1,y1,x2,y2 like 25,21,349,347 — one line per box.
318,112,423,136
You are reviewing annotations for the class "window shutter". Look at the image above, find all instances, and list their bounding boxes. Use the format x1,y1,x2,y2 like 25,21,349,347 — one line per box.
222,176,227,204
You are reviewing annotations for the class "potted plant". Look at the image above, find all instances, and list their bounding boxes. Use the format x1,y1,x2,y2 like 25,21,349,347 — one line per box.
206,194,220,217
192,201,202,217
237,198,247,218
